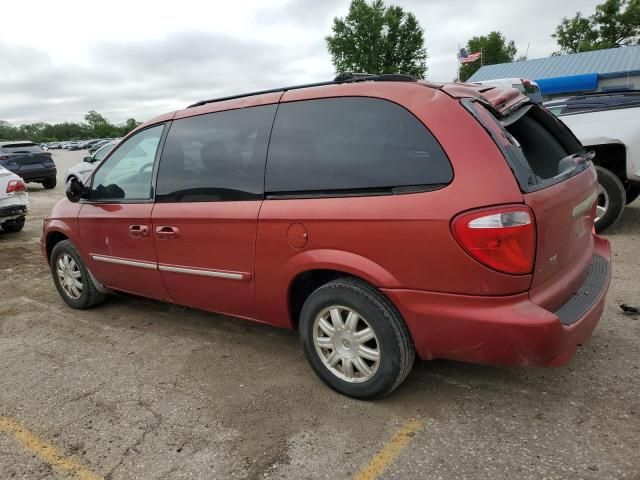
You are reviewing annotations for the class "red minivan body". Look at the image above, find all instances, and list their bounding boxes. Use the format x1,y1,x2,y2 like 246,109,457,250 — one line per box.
42,77,611,394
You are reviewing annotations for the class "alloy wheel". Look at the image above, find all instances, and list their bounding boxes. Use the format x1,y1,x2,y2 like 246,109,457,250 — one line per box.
56,253,83,299
313,305,381,383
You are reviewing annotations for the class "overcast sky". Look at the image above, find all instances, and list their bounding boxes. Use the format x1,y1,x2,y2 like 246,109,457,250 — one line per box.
1,0,600,125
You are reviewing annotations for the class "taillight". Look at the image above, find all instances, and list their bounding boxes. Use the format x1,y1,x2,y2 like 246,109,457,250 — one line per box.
6,179,26,193
452,205,536,275
0,155,8,161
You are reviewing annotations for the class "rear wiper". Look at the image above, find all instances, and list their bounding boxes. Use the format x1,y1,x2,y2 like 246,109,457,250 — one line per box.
557,151,595,175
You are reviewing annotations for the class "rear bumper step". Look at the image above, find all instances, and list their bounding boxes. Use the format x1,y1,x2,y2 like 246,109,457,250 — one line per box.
555,255,609,326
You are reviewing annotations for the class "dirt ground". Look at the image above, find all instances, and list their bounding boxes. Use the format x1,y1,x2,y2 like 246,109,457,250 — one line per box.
0,149,638,480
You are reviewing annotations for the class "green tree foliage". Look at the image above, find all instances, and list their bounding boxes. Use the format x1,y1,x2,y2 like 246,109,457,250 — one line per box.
553,0,640,54
326,0,427,79
0,112,140,143
459,32,517,82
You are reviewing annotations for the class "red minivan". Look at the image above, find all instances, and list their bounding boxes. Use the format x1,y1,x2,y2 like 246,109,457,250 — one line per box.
42,74,611,398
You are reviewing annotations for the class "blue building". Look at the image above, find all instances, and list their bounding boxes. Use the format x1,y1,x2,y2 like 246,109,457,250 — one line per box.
468,45,640,99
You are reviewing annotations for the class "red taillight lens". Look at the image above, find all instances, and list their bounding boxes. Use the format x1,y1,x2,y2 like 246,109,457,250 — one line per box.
0,155,8,160
6,179,26,193
452,206,536,275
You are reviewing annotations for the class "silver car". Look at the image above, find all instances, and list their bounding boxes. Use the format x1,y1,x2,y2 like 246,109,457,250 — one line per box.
65,140,118,184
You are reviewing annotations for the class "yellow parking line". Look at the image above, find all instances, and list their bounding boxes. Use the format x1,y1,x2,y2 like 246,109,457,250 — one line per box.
354,418,423,480
0,416,102,480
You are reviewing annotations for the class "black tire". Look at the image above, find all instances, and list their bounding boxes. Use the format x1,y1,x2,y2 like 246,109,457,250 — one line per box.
625,184,640,205
50,240,107,309
1,216,25,233
299,278,415,399
42,177,57,189
595,166,626,233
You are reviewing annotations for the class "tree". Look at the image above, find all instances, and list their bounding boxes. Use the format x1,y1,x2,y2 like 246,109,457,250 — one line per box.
122,118,140,135
459,32,517,82
0,112,139,143
326,0,427,79
553,0,640,54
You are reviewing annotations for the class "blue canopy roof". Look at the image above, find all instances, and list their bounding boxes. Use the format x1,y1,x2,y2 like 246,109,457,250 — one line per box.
535,73,599,95
468,46,640,95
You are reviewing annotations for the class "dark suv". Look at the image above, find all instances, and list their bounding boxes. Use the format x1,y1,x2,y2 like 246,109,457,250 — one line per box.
42,74,610,398
0,141,57,189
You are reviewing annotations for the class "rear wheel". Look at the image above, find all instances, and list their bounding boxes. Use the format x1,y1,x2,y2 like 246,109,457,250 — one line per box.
1,217,25,233
42,177,57,189
50,240,107,309
299,278,415,399
595,166,626,233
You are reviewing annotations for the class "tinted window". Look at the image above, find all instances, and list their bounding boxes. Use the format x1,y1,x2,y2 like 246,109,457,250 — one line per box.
156,104,276,202
90,125,163,201
265,97,452,194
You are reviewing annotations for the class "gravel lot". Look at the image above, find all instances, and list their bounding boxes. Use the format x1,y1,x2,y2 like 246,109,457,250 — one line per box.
1,149,639,480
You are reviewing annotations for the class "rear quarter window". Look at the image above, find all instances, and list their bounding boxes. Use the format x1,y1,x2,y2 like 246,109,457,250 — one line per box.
265,97,453,195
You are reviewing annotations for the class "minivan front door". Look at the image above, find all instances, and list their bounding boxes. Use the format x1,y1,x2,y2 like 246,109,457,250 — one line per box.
78,124,169,301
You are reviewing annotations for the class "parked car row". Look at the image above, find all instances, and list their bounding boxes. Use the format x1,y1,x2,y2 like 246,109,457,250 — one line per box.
43,138,117,151
42,74,611,399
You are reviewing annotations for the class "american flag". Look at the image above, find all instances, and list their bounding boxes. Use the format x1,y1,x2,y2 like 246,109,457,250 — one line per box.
458,48,482,64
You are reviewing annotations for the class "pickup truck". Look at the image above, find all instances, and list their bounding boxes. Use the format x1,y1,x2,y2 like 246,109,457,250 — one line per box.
546,92,640,231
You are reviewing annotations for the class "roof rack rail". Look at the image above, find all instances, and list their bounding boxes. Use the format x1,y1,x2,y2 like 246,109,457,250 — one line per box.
187,72,417,108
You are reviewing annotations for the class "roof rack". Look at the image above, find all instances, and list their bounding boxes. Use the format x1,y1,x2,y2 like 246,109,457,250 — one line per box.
187,72,417,108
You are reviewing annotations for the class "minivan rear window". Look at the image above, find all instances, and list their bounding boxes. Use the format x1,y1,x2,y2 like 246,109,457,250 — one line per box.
464,100,589,192
265,97,453,196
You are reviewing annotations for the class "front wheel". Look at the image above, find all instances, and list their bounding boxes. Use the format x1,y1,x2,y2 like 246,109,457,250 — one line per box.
299,278,415,399
42,177,57,189
50,240,107,309
595,166,626,233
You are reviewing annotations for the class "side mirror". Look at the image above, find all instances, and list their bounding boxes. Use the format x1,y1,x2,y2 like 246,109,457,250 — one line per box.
83,155,93,163
66,177,87,203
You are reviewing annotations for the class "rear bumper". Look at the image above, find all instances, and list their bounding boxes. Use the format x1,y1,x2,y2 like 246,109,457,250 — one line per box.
19,167,57,182
383,235,611,367
0,204,27,223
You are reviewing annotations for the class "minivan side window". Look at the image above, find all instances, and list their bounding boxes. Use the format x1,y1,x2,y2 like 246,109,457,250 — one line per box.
265,97,453,194
90,125,164,201
155,104,277,202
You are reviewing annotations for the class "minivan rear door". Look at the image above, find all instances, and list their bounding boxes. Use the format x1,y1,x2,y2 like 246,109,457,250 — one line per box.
467,100,599,311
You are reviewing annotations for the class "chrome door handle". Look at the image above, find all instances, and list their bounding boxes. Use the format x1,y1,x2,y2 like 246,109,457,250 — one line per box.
129,224,149,238
155,226,180,239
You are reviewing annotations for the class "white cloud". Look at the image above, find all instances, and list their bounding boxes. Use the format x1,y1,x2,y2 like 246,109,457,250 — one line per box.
1,0,600,124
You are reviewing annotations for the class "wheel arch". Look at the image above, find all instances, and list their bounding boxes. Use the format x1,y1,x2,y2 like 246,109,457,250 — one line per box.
283,249,402,329
584,140,627,179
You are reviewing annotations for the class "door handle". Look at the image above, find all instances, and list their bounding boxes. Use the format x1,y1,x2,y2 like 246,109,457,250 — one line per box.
155,226,180,239
129,224,149,238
